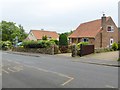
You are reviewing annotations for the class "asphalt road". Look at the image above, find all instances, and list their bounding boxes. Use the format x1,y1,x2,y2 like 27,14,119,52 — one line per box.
2,51,118,88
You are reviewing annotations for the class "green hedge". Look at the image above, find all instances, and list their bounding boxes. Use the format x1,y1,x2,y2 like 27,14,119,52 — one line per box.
22,40,55,48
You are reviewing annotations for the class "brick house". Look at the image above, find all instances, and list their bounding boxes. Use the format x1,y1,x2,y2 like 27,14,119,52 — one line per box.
69,14,118,49
119,28,120,42
26,30,59,41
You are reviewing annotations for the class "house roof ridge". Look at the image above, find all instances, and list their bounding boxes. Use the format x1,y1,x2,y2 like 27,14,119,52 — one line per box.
31,30,57,33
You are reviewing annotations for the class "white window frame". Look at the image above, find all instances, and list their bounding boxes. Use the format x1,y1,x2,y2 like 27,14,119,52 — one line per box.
107,25,114,32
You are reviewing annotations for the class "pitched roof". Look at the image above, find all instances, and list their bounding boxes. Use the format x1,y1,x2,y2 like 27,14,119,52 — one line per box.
31,30,59,40
69,17,110,38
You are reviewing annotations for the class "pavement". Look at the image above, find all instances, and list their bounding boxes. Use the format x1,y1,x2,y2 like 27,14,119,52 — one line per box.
57,51,119,67
3,51,120,67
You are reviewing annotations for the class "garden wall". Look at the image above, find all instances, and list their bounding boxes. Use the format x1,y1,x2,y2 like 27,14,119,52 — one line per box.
12,46,59,55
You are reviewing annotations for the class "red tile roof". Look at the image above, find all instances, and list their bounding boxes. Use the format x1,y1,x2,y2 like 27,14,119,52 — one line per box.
69,17,110,38
31,30,59,40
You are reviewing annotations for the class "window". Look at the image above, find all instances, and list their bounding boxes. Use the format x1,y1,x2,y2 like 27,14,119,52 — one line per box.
82,38,89,42
107,26,114,32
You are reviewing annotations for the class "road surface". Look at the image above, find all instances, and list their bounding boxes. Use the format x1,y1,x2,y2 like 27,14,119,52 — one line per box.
2,51,118,88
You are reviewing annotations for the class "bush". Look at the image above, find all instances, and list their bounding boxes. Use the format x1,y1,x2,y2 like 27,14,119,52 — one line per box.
50,39,59,45
22,40,56,48
118,58,120,61
1,41,12,50
42,35,47,40
59,34,68,53
77,42,89,50
59,34,68,46
118,43,120,50
112,42,118,51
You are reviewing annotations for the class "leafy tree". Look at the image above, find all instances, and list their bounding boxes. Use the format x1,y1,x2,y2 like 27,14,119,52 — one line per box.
59,34,68,53
59,34,68,46
42,35,47,40
59,30,74,37
0,21,27,42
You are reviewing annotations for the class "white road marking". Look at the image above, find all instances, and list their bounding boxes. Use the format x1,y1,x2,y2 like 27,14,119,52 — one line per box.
5,60,74,86
8,68,16,72
2,69,9,74
24,65,74,86
13,66,23,71
105,85,115,88
61,77,74,86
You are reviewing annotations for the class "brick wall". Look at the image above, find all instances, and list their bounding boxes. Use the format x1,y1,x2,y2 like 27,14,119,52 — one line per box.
95,17,118,48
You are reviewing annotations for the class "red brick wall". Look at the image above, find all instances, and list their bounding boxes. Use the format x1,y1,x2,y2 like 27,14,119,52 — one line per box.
95,17,118,48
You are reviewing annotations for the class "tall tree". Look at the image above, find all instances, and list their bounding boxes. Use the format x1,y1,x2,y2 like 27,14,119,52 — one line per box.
0,21,27,42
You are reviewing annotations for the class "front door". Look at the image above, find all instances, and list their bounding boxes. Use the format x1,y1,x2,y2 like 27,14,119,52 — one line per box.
110,38,114,46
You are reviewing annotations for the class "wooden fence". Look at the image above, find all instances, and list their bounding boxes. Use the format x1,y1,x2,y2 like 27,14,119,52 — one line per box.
79,44,94,57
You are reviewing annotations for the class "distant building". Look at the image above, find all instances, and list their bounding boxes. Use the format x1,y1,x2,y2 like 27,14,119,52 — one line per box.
26,30,59,41
69,14,118,49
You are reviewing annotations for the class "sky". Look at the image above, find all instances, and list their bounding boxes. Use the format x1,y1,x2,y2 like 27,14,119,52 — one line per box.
1,0,120,33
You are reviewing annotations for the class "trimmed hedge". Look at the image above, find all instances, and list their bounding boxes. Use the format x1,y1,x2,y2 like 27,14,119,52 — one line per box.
22,40,55,48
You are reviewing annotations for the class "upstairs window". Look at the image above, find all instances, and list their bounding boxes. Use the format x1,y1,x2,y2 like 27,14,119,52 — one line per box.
107,26,114,32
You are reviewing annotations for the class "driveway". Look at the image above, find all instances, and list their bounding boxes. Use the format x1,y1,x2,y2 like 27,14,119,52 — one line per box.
57,51,119,61
82,51,118,61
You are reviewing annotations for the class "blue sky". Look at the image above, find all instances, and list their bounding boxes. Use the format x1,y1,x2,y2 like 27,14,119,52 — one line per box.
1,0,119,33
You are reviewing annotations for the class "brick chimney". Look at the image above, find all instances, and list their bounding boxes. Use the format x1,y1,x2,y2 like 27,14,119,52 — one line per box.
100,14,106,48
101,14,106,30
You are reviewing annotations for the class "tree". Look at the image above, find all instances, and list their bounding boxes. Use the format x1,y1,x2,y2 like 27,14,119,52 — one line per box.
59,34,68,46
42,35,47,40
0,21,27,42
59,34,68,53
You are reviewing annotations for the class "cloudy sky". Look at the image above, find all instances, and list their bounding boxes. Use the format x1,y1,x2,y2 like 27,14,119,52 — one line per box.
1,0,119,33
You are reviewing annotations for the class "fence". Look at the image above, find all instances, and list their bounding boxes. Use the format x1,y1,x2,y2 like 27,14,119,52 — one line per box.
79,44,94,57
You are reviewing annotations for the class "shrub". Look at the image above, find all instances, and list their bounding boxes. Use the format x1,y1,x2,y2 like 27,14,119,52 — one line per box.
112,42,118,51
22,40,56,49
77,42,89,50
1,41,12,50
118,43,120,50
42,35,47,40
50,39,59,45
59,34,68,53
59,34,68,46
118,58,120,61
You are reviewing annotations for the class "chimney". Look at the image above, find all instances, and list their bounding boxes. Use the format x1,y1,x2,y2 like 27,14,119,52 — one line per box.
101,14,106,30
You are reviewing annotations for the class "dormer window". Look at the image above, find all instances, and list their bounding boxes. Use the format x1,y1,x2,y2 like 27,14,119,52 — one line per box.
107,26,114,32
